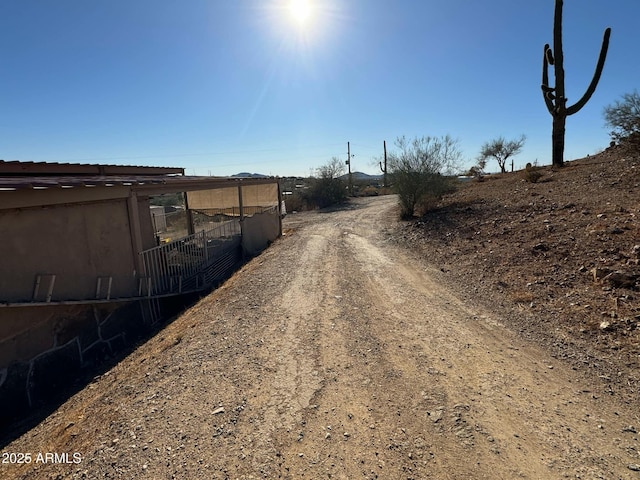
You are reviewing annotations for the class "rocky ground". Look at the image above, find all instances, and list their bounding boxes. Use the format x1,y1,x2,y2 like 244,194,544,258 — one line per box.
1,151,640,479
396,148,640,403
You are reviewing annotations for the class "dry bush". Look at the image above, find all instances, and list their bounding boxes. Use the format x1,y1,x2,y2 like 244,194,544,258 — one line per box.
523,163,543,183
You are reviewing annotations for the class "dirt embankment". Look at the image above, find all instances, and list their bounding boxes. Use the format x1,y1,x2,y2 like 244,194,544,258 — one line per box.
398,151,640,399
2,193,640,479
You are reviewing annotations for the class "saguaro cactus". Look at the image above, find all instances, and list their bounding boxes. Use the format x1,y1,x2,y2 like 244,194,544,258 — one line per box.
541,0,611,167
379,140,388,188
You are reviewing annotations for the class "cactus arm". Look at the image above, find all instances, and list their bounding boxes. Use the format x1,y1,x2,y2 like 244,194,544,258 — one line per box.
545,47,554,66
541,44,555,114
566,28,612,116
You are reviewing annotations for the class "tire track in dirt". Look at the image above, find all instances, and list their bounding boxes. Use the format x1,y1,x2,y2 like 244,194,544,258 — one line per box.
274,198,639,479
275,206,499,479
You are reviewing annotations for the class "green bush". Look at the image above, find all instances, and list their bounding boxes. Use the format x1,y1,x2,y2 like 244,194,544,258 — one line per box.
305,177,347,209
388,135,462,219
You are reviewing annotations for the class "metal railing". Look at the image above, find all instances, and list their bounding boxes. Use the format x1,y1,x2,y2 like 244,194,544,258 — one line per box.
139,219,241,296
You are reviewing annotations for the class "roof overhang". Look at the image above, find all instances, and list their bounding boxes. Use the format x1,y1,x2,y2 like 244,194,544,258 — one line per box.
0,160,184,176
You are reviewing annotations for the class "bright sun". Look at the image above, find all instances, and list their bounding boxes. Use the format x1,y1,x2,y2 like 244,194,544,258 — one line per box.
288,0,312,25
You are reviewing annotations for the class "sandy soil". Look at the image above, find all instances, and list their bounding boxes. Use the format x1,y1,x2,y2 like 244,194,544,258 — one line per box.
2,194,640,479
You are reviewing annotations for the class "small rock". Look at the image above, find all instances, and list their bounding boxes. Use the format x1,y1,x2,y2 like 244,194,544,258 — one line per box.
429,410,443,423
532,243,549,252
600,321,611,331
212,407,225,415
628,464,640,472
622,425,637,433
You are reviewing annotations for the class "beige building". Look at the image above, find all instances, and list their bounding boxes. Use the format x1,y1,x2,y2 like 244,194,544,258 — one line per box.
0,160,282,427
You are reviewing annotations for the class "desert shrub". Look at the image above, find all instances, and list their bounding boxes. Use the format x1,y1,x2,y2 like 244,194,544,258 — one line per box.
306,177,347,208
284,192,307,212
359,186,379,197
619,132,640,153
523,163,543,183
603,90,640,153
466,165,484,177
304,157,347,209
415,184,455,216
388,135,462,219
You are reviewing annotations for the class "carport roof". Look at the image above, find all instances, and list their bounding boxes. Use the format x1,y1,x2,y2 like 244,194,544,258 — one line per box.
0,161,278,195
0,160,185,176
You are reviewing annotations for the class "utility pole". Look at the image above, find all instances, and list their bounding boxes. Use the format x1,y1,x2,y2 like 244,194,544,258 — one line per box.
346,141,353,195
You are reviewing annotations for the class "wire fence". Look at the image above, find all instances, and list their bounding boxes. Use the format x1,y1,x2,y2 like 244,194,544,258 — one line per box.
139,219,241,296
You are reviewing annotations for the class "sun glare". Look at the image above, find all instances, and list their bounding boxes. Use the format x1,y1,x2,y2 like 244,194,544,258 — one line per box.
288,0,312,25
264,0,342,52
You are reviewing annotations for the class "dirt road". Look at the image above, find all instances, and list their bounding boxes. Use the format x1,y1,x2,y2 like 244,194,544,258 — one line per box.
3,196,640,479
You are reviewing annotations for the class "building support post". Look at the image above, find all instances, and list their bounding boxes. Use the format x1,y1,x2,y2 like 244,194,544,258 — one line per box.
238,184,245,259
277,180,283,237
184,191,195,235
127,191,145,278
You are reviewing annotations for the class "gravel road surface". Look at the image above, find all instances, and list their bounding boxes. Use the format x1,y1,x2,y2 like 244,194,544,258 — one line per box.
3,196,640,479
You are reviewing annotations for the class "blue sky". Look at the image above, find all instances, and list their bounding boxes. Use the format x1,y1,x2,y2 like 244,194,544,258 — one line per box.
1,1,638,177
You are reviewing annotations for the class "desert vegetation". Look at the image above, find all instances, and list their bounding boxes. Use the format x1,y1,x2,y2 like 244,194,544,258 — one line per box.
477,135,526,174
386,135,461,219
541,0,611,167
603,90,640,152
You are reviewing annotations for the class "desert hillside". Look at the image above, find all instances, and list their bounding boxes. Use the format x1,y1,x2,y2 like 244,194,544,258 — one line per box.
396,146,640,399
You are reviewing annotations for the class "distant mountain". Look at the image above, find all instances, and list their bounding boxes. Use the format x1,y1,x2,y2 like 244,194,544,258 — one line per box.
338,171,383,182
231,172,269,178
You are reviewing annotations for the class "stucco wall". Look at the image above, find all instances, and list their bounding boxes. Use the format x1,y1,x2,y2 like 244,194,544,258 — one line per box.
0,199,137,303
241,210,281,256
